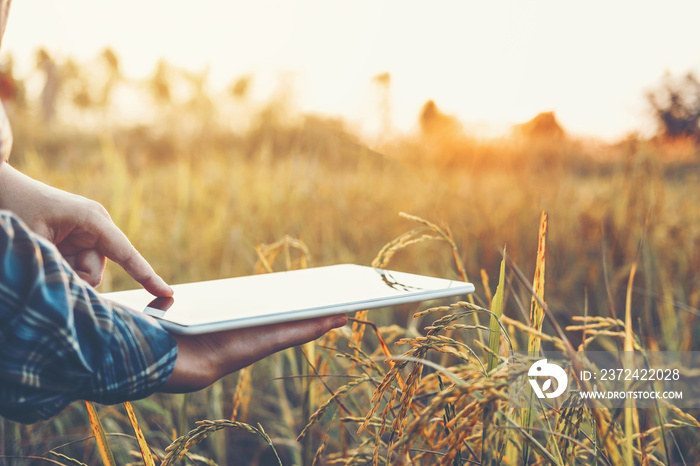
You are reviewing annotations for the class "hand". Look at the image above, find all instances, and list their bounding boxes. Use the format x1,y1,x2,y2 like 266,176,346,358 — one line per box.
160,314,348,392
0,164,172,296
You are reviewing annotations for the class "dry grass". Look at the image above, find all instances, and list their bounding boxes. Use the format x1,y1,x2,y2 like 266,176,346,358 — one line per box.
2,87,700,465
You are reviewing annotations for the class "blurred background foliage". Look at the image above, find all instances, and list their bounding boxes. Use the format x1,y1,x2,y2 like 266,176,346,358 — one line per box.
0,47,699,464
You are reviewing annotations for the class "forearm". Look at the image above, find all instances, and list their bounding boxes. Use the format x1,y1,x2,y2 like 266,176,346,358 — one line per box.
0,161,31,211
0,162,93,234
0,162,68,237
0,161,41,207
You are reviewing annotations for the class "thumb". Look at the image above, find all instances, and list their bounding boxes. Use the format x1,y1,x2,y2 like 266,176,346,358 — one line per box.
72,249,106,287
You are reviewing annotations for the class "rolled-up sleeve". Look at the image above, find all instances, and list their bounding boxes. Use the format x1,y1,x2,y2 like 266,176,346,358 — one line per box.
0,211,177,424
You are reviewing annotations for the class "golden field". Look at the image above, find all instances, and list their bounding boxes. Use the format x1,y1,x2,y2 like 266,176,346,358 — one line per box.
1,70,700,465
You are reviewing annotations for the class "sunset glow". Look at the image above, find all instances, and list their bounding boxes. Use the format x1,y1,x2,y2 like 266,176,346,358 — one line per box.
4,1,700,140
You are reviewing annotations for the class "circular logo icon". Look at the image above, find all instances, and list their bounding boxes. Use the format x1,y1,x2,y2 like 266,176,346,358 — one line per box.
528,359,568,398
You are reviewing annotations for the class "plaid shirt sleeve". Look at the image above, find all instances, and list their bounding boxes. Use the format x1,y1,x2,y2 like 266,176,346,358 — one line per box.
0,211,178,424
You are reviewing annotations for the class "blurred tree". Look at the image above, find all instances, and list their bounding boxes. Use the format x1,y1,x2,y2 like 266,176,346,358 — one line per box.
62,49,122,116
61,58,94,111
417,100,468,166
228,75,251,99
372,72,391,135
149,59,172,106
419,100,462,138
514,111,565,141
183,66,212,113
647,72,700,142
35,48,61,123
98,47,121,107
0,54,26,111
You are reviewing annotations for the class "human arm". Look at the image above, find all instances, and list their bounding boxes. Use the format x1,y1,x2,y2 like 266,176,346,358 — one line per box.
0,162,172,296
161,314,347,392
0,211,347,423
0,211,177,423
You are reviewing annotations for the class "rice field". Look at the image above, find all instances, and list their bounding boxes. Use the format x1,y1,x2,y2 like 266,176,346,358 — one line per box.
2,90,700,465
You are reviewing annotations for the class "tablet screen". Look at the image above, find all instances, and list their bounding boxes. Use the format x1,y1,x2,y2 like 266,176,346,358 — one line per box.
103,264,474,334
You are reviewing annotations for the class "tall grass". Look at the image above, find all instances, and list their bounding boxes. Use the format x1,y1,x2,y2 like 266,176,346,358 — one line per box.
2,100,700,464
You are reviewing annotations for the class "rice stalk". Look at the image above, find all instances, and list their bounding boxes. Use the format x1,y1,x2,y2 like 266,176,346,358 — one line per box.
271,351,298,455
396,212,470,285
388,360,423,455
624,259,639,466
527,210,548,353
414,302,514,361
230,367,252,422
298,376,374,442
357,351,415,436
534,395,566,465
392,372,512,460
333,343,384,377
347,317,405,394
370,226,443,270
659,400,700,428
300,345,315,465
177,394,188,439
436,374,461,466
554,393,585,461
359,324,463,437
48,451,89,466
373,387,399,465
85,401,116,466
522,211,548,465
254,235,311,274
480,268,494,307
254,244,275,274
373,213,481,365
633,421,698,440
312,409,341,466
346,318,394,361
300,347,358,421
162,420,281,466
480,394,498,465
500,314,566,349
657,268,680,350
350,310,370,356
487,248,506,373
505,414,563,466
253,240,313,462
123,401,156,466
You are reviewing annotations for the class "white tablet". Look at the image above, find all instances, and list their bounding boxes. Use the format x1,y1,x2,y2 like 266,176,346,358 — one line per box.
102,264,474,335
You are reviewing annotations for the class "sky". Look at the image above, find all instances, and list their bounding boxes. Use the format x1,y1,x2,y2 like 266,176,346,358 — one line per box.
4,1,700,141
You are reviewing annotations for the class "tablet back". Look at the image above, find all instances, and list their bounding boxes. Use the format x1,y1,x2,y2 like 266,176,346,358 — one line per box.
103,264,474,334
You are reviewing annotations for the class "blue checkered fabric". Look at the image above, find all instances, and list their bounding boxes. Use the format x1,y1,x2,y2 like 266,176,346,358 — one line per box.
0,212,177,423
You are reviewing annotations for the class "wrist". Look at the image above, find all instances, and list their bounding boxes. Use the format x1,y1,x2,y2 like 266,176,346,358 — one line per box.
160,334,220,393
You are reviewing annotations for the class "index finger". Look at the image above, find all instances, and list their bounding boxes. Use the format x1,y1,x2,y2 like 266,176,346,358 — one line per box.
92,214,173,297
